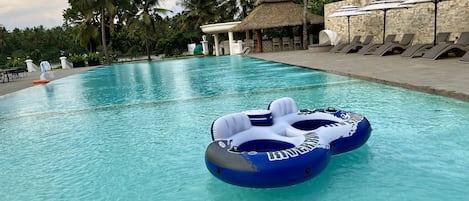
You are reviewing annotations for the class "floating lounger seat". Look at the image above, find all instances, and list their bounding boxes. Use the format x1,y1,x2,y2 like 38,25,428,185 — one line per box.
205,97,372,188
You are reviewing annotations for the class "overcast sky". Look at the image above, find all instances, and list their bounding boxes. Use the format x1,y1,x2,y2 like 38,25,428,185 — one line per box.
0,0,183,31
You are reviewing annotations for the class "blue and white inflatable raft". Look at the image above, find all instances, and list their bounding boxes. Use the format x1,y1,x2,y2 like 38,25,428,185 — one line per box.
205,97,372,188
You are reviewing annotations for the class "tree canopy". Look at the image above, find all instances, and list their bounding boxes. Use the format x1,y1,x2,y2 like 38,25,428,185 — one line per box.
1,0,336,67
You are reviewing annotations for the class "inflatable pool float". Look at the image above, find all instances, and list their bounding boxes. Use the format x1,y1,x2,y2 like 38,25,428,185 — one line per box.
33,79,49,84
205,97,372,188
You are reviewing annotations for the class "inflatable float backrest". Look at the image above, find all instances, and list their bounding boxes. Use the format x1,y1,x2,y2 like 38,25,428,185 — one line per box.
268,97,298,118
211,112,252,141
39,61,52,72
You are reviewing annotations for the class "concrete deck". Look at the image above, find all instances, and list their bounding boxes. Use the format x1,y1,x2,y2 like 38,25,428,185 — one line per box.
0,67,96,97
249,51,469,102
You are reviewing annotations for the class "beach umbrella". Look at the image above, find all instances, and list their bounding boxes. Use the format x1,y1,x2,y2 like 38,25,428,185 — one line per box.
361,0,414,43
401,0,449,45
329,5,370,43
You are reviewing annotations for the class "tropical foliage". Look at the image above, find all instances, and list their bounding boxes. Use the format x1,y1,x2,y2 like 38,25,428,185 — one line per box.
86,53,102,66
0,25,85,67
1,0,337,66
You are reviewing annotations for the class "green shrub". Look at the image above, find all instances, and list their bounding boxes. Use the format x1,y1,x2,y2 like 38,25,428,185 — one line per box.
69,54,86,67
86,53,101,66
11,50,27,58
6,57,25,67
30,49,42,64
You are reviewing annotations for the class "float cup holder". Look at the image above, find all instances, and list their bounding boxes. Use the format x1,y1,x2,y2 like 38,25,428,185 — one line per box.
244,110,273,126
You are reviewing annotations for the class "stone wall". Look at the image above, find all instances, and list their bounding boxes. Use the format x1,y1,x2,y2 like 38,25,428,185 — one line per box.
325,0,469,44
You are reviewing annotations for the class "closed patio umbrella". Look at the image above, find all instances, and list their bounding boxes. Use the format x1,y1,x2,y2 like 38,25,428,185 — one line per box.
401,0,450,45
361,0,414,43
329,5,370,43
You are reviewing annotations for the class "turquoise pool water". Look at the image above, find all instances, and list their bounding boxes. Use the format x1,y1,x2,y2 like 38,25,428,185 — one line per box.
1,56,468,200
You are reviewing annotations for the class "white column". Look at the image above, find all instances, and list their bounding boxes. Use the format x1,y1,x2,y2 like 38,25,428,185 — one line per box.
201,35,209,55
60,57,73,69
201,41,209,55
228,31,234,55
25,59,38,72
213,34,220,56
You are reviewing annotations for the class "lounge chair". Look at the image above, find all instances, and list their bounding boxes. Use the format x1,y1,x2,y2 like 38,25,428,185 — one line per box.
6,67,28,79
338,35,374,54
293,36,302,50
371,33,415,56
272,38,281,51
460,51,469,62
357,34,397,54
329,35,361,53
422,32,469,60
282,37,291,50
401,32,451,58
244,39,256,52
1,69,10,83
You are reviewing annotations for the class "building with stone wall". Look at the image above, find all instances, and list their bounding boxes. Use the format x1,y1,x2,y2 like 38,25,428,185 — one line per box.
325,0,469,44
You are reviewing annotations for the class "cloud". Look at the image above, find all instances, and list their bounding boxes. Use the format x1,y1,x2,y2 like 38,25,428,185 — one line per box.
0,0,183,31
159,0,184,16
0,0,68,30
160,0,178,9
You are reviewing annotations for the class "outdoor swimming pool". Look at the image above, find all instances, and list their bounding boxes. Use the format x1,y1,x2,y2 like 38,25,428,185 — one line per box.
1,56,468,200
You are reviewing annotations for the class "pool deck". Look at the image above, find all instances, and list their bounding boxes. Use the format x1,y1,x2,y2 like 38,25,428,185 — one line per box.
0,67,96,97
249,51,469,102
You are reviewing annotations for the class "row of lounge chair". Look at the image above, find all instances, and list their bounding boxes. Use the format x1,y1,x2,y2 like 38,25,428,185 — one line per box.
0,67,28,83
329,32,469,62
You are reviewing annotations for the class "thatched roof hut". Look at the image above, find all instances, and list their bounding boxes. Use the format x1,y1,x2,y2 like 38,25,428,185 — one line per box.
230,0,324,32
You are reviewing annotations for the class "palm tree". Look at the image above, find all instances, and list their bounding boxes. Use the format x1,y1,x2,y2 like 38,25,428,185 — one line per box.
94,0,116,63
218,0,238,21
66,0,115,63
64,5,98,52
129,0,170,61
239,0,254,18
72,22,100,52
0,26,8,50
179,0,219,31
238,0,254,39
